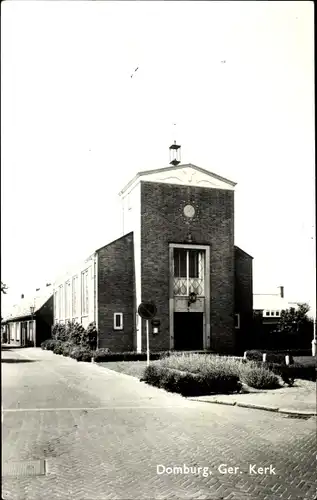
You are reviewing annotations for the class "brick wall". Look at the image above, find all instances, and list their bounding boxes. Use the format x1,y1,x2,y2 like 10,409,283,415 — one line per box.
140,181,235,353
97,232,135,352
234,246,253,353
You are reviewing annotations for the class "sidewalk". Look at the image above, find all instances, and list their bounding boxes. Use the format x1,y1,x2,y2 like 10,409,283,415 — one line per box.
188,380,317,416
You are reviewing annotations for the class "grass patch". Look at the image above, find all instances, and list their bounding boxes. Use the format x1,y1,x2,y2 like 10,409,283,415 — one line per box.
99,361,149,378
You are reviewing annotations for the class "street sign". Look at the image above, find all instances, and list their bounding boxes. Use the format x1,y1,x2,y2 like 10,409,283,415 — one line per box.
138,302,157,366
138,302,157,320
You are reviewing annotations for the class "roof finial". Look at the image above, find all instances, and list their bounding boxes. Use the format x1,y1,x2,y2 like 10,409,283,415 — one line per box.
169,124,181,166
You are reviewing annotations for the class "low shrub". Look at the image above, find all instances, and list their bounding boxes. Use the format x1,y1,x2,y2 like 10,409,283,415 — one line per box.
273,349,312,357
93,350,164,362
41,339,59,351
141,364,165,387
160,353,242,378
239,365,280,389
142,361,241,396
93,348,111,362
267,362,316,382
70,346,93,362
41,339,51,350
245,350,287,364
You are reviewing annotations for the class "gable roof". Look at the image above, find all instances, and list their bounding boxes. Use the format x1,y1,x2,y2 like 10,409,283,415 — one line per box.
119,163,236,196
3,287,53,322
253,294,299,312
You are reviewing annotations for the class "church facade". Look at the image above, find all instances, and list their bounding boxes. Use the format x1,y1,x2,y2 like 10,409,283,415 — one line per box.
53,163,253,354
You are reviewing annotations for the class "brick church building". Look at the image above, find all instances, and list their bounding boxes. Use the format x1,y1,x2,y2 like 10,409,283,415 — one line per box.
53,156,253,354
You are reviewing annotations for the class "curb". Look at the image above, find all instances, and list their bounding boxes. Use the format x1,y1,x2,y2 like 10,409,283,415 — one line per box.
188,398,316,416
277,409,316,416
236,402,279,412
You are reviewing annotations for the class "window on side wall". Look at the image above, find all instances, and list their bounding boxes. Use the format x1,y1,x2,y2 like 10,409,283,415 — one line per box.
59,285,63,319
72,275,78,318
114,313,123,330
81,270,89,316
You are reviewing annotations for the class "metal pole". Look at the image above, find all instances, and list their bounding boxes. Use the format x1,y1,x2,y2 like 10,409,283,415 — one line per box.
312,318,316,357
146,319,150,366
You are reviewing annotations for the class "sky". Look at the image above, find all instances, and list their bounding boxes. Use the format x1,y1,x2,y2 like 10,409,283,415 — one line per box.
1,1,315,317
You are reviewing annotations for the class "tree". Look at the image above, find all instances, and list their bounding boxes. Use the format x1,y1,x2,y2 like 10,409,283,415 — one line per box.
277,303,312,335
1,282,8,294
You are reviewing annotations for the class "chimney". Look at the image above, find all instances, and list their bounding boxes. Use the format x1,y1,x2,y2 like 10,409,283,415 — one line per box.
21,294,24,299
279,286,284,298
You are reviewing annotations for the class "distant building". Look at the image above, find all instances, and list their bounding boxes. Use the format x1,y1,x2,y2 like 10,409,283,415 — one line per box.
2,286,53,347
53,160,253,354
253,286,299,328
253,287,313,350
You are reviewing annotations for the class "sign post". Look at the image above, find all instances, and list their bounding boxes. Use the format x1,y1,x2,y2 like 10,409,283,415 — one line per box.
137,302,157,366
146,320,150,366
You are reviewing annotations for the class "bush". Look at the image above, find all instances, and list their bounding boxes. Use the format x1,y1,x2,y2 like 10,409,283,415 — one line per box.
41,339,51,350
53,341,64,355
52,323,68,342
82,322,98,351
142,358,241,396
239,365,280,389
61,342,73,357
66,321,85,346
51,324,58,340
41,339,59,351
70,346,93,362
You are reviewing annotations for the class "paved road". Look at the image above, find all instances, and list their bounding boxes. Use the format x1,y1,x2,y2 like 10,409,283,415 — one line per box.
2,348,317,500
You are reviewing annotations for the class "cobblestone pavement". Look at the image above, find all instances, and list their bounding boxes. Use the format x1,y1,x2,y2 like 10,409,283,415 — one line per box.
2,348,317,500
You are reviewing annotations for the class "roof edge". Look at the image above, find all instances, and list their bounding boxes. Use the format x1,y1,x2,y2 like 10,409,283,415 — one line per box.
118,163,237,196
95,231,133,254
234,245,254,259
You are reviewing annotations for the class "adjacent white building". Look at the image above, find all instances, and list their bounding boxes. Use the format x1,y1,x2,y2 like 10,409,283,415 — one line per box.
53,253,97,329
